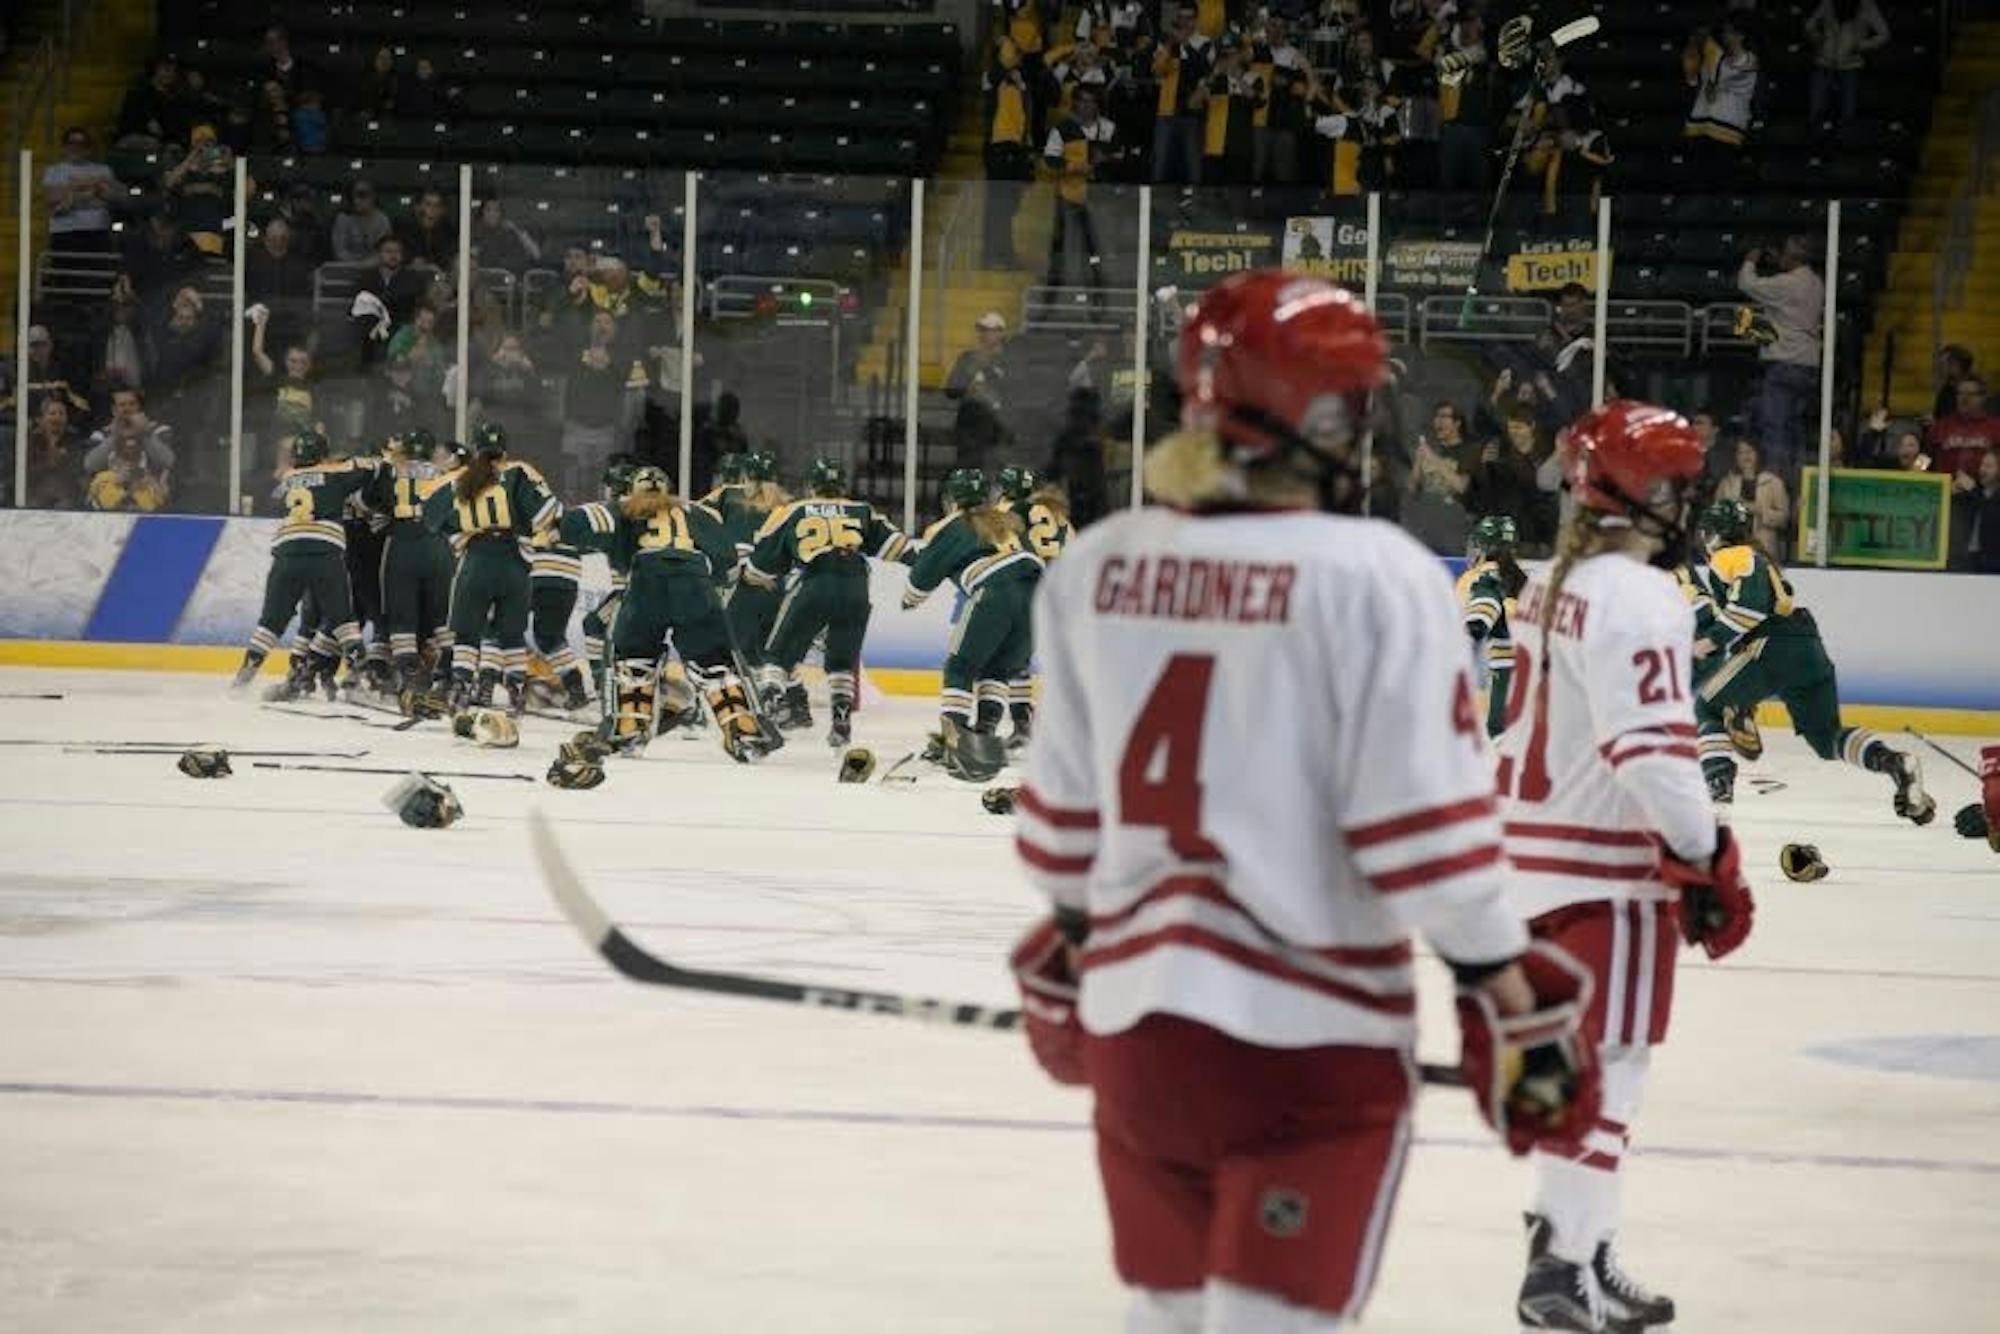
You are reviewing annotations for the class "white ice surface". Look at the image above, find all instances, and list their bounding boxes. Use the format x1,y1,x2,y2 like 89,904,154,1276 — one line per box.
0,667,1996,1332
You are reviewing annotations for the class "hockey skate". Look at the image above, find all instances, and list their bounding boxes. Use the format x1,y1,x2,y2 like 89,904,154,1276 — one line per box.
1722,705,1763,761
827,697,853,749
1005,718,1032,753
263,655,315,703
1519,1214,1606,1332
1887,751,1937,826
940,716,1006,783
314,654,341,702
777,682,813,732
473,670,499,709
1594,1239,1674,1329
230,657,261,692
503,677,528,718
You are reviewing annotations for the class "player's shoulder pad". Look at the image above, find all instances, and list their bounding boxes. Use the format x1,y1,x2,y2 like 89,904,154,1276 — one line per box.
507,460,548,484
920,512,960,543
754,500,801,540
1709,543,1758,583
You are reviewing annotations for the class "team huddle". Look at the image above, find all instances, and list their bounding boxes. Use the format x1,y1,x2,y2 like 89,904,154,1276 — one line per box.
230,424,1075,783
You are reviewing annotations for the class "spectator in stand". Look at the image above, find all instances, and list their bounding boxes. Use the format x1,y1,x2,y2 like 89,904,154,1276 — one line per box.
1467,405,1552,550
1045,386,1109,528
1929,376,2000,489
1249,16,1309,185
117,58,184,147
357,235,432,330
249,80,295,154
261,25,321,102
396,57,458,122
249,305,320,463
1692,406,1732,479
995,0,1046,131
559,310,646,495
7,325,93,424
1151,7,1212,185
145,284,226,458
43,128,119,255
369,350,449,443
983,42,1034,269
1196,34,1258,186
1716,437,1792,559
120,207,206,315
1739,237,1824,483
1804,0,1889,134
332,181,394,263
1044,87,1116,289
94,292,146,404
1436,9,1494,190
1889,427,1930,472
397,189,458,270
386,301,451,405
245,217,316,351
359,47,401,118
269,183,330,266
472,198,540,273
291,88,330,154
1682,17,1758,181
83,389,176,512
944,311,1014,476
1401,400,1474,553
470,332,546,445
1954,448,2000,573
161,124,235,255
1934,345,1977,420
23,397,87,509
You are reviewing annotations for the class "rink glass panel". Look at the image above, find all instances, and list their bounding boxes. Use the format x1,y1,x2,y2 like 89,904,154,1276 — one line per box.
921,176,1139,524
26,144,240,516
689,172,912,510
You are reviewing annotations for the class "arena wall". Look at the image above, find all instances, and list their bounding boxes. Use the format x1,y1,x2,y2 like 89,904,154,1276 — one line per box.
0,512,1994,733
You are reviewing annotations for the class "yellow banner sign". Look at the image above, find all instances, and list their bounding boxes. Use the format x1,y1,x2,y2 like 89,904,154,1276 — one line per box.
1505,238,1599,292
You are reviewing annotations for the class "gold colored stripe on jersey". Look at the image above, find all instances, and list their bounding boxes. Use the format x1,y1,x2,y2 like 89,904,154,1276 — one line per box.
531,555,584,581
877,533,909,562
1698,636,1767,703
274,522,346,549
961,549,1040,591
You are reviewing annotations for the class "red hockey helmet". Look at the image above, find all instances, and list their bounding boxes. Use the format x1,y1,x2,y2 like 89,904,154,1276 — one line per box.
1562,400,1705,519
1176,270,1389,468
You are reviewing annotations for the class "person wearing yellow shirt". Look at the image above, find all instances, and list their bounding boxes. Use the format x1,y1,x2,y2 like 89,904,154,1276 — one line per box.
1149,7,1210,185
1196,34,1260,186
984,42,1035,268
1250,16,1311,185
1042,87,1117,289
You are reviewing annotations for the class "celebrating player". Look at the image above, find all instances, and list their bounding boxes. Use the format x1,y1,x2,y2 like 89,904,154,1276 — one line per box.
1012,271,1601,1332
717,451,793,709
365,428,457,711
1459,513,1526,739
232,429,380,699
741,456,909,747
422,422,559,715
1689,497,1935,826
996,465,1075,748
1494,402,1757,1330
576,459,638,707
905,468,1044,780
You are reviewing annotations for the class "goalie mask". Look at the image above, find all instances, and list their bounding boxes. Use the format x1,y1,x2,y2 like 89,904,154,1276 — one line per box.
384,772,463,829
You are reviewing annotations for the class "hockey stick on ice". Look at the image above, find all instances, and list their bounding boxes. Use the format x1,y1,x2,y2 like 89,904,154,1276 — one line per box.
252,761,536,783
530,809,1469,1084
1904,727,1979,780
68,746,370,758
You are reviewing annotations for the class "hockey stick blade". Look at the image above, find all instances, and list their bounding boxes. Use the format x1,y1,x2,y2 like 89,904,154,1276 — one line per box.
528,810,1468,1085
529,808,1020,1028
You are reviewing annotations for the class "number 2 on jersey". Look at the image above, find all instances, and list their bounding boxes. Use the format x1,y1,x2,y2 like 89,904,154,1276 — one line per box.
1496,649,1553,803
1119,653,1223,860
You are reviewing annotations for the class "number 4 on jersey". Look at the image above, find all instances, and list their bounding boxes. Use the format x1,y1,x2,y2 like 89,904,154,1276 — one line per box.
1119,653,1223,860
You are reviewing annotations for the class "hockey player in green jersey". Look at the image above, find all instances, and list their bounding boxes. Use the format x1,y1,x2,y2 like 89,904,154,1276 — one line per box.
904,468,1044,780
995,465,1074,747
233,429,382,698
742,456,910,747
721,451,792,671
1690,498,1935,824
527,516,591,713
601,466,768,762
422,422,560,715
575,459,638,699
1457,514,1526,739
364,428,458,710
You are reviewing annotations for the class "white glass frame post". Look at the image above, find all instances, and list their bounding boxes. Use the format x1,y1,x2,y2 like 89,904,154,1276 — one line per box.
903,178,924,534
1816,200,1841,568
1130,185,1152,511
1362,191,1382,514
1592,194,1612,408
228,156,248,512
678,171,698,495
454,164,473,443
13,150,30,507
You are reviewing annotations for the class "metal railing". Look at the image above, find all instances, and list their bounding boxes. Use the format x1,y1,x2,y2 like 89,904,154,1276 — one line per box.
1931,87,2000,362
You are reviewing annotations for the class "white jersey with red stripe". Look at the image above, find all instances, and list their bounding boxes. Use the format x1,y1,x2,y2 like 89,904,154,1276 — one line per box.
1495,550,1718,920
1015,505,1529,1051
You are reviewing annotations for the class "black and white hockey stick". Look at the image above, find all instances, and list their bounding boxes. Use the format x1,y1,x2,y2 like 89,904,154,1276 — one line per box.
252,761,536,783
0,692,63,700
69,746,370,759
1904,727,1980,780
529,810,1468,1084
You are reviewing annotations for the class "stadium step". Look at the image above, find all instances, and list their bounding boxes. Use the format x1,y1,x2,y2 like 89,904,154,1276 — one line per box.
1863,19,2000,418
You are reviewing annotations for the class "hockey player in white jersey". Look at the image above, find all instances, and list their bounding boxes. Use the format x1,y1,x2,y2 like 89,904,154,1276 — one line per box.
1494,401,1757,1331
1007,269,1604,1332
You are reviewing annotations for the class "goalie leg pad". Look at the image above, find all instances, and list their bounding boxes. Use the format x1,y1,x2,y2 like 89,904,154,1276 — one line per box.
612,658,659,747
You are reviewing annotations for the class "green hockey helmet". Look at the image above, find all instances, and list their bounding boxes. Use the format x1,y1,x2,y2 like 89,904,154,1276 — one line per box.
943,468,988,509
806,455,846,494
996,465,1038,504
715,452,747,484
1467,514,1518,563
470,421,508,458
628,465,673,498
744,450,777,482
290,429,330,467
601,457,638,500
441,439,471,467
1700,497,1752,547
396,426,437,460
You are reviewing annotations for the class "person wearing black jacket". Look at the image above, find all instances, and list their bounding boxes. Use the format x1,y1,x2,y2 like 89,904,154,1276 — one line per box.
1044,386,1109,528
1954,448,2000,574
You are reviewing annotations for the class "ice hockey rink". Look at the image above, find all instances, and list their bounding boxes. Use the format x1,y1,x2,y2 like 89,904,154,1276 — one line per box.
0,665,1995,1333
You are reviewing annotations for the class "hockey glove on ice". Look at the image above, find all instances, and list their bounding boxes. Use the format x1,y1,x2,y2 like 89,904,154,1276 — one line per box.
1009,915,1086,1086
1662,826,1755,960
1456,942,1602,1157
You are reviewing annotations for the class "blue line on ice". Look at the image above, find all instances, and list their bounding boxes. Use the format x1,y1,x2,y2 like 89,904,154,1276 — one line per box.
4,1080,1998,1176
